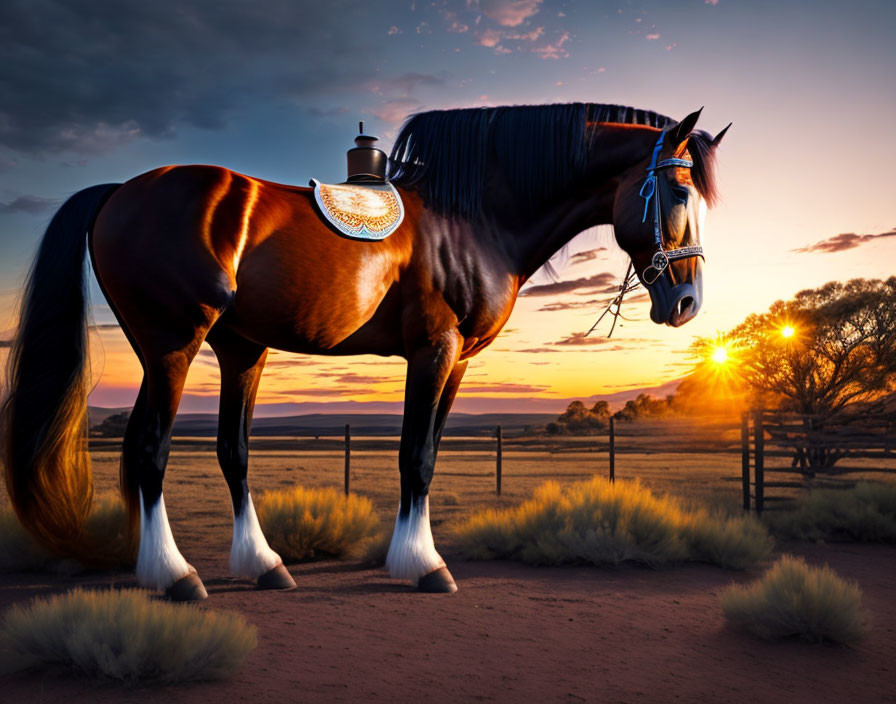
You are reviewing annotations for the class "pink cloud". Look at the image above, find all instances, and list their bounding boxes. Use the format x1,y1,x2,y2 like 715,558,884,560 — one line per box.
477,0,543,27
532,31,570,60
646,33,660,40
476,28,503,47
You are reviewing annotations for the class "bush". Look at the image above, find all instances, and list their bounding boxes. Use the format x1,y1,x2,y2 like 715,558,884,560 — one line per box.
256,485,380,562
0,588,256,684
720,555,869,644
454,478,772,569
765,482,896,542
0,492,136,572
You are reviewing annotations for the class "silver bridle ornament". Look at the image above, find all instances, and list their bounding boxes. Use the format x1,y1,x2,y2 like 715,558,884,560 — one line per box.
638,128,704,285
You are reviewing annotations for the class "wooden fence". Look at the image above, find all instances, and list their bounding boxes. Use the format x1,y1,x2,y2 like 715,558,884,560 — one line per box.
335,412,893,508
741,410,896,513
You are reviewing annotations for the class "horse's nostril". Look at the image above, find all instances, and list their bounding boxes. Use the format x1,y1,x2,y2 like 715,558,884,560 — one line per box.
679,296,694,315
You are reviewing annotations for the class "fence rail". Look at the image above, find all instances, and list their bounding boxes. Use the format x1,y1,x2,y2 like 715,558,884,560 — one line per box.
207,412,893,507
741,410,896,513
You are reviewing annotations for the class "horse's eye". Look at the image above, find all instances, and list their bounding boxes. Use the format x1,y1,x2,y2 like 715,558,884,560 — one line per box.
670,186,689,204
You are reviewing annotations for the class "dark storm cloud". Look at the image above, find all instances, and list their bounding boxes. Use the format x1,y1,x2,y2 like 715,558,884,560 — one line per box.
519,272,617,297
0,0,383,155
793,228,896,254
0,195,59,214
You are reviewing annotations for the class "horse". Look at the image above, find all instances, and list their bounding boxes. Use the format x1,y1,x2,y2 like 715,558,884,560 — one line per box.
2,102,728,600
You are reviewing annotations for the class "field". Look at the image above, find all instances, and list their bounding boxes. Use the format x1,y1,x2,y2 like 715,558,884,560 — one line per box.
1,429,894,702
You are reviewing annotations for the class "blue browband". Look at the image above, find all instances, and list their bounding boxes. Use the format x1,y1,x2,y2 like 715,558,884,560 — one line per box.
637,129,703,285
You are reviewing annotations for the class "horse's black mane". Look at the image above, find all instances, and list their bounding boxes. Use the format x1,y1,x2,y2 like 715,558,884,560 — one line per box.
388,103,717,220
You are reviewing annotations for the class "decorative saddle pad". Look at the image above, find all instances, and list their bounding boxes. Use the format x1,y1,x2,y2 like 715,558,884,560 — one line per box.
310,178,404,241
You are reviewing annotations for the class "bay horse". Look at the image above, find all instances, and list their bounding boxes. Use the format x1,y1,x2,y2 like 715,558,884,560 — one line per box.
2,103,728,600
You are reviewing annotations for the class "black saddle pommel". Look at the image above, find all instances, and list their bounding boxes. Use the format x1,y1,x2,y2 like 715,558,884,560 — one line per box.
347,120,387,183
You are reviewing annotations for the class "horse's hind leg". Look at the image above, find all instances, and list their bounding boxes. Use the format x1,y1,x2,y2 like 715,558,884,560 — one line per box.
207,326,294,589
126,335,211,601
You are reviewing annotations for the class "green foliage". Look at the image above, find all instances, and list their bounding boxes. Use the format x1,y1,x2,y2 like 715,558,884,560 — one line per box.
0,588,256,684
547,400,611,435
765,482,896,542
0,492,135,572
454,477,772,569
256,485,380,562
720,555,869,644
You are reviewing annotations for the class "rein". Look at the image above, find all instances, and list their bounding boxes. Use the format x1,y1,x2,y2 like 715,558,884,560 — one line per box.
586,128,703,338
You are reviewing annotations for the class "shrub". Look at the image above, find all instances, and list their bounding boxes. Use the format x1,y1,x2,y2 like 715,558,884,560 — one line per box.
358,530,391,567
765,482,896,542
454,478,772,569
1,588,256,684
256,485,380,562
0,492,136,572
720,555,869,644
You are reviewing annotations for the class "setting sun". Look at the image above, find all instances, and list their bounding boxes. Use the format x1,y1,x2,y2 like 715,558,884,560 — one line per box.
780,325,795,339
711,346,729,365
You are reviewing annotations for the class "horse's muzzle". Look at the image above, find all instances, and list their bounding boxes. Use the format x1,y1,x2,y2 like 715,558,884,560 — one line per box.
647,269,703,327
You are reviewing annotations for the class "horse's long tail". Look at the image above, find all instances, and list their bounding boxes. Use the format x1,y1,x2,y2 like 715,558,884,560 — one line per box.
2,184,120,556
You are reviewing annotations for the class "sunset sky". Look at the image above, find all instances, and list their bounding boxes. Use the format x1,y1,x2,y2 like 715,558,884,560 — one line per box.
1,0,894,414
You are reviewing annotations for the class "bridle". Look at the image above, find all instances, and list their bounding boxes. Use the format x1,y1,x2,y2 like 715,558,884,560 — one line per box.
637,127,704,285
585,126,704,338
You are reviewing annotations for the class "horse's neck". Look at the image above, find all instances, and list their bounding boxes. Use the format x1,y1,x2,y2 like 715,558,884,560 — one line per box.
504,126,659,283
513,187,615,283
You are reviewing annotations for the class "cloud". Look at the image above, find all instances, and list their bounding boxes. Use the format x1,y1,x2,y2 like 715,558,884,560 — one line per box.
477,0,543,27
645,33,660,40
532,31,570,59
793,228,896,254
536,299,600,312
553,332,613,346
517,347,556,353
366,98,425,124
520,272,617,297
462,382,550,393
0,1,385,156
274,387,378,397
0,195,59,215
568,247,607,265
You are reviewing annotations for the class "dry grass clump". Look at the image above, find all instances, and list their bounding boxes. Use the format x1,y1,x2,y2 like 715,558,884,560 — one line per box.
0,588,256,684
766,482,896,542
256,485,380,562
454,478,772,569
0,492,135,572
720,555,869,644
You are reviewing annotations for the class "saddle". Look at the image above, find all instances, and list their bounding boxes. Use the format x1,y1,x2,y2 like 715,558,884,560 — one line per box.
310,178,404,241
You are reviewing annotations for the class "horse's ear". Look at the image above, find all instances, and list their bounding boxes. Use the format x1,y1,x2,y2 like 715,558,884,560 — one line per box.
667,107,703,146
711,122,732,148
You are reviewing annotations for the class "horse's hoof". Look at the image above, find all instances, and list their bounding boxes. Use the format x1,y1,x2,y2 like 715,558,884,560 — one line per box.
257,563,296,590
166,572,208,602
417,566,458,594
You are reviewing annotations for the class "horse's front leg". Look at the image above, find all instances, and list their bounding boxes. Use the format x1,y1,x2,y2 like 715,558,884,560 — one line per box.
387,331,462,593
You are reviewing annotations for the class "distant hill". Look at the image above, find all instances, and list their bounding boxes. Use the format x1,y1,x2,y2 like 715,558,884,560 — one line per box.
87,377,682,437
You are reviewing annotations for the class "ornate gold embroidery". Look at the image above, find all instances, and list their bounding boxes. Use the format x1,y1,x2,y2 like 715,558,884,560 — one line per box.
317,183,401,235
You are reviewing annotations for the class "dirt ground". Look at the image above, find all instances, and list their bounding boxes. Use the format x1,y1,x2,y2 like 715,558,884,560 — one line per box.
1,445,894,703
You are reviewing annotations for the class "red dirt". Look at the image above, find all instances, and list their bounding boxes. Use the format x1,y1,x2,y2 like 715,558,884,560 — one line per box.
1,542,893,703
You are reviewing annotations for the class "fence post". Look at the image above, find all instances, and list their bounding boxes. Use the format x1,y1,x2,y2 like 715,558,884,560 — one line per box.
753,410,764,514
344,423,351,495
741,412,750,511
609,417,615,483
496,424,503,495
